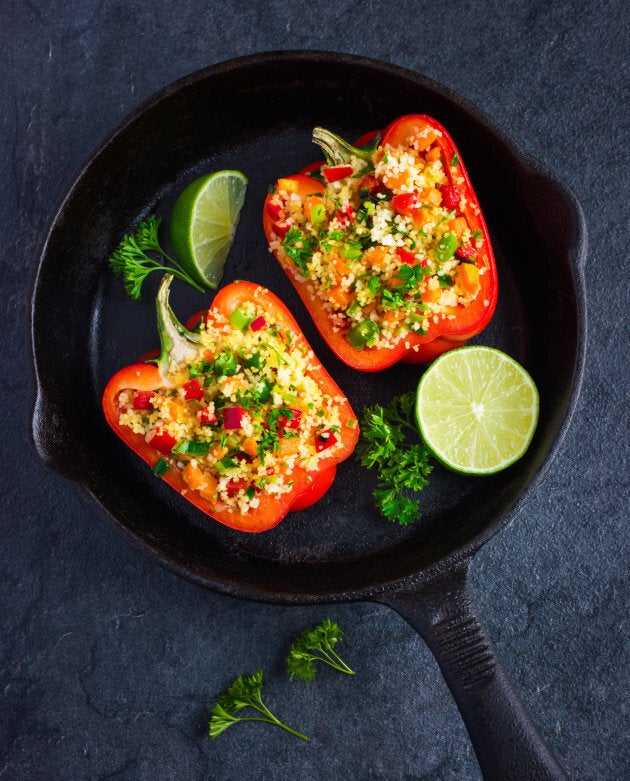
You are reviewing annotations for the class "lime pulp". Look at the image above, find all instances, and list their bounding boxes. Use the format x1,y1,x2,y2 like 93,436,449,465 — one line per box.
415,346,539,475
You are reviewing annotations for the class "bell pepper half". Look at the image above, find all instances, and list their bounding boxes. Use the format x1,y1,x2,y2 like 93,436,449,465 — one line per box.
102,276,358,533
263,114,498,371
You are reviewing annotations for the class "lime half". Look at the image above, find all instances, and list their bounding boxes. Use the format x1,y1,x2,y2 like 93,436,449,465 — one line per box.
169,170,248,289
415,346,539,475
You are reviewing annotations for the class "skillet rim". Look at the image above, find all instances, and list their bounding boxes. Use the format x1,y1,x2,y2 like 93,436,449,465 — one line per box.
29,50,588,604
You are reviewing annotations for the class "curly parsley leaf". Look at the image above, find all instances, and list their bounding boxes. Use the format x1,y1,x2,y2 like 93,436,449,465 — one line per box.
282,227,316,274
287,619,354,681
358,392,433,526
109,216,205,299
209,669,309,741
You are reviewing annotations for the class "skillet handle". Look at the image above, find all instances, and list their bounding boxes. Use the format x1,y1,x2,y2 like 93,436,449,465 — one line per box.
378,561,569,781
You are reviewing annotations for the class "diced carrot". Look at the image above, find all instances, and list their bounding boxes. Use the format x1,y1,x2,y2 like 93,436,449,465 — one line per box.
456,263,480,294
448,217,469,241
203,349,214,362
279,437,301,457
330,253,353,278
363,246,388,267
209,445,228,461
242,437,258,457
183,462,206,491
425,146,441,162
382,170,410,192
422,285,443,304
199,475,218,502
413,129,438,151
383,309,405,324
328,285,353,309
419,186,442,207
362,300,377,315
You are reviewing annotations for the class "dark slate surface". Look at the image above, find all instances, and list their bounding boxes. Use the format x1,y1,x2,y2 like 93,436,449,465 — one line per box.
3,2,628,779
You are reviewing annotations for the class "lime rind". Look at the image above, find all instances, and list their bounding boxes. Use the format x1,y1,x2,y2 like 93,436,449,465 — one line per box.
169,170,248,290
415,346,539,475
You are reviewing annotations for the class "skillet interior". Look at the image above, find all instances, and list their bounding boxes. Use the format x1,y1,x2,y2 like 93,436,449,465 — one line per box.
31,52,586,602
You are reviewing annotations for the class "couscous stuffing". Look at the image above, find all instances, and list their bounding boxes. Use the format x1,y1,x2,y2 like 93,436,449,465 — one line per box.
265,120,494,354
112,292,356,516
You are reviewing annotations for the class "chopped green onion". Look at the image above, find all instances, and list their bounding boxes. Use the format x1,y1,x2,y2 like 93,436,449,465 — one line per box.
435,233,459,263
347,320,380,350
153,457,170,476
216,456,239,471
172,440,210,456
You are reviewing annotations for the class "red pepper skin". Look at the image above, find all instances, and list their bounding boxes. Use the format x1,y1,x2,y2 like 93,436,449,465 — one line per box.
102,282,358,533
264,115,498,370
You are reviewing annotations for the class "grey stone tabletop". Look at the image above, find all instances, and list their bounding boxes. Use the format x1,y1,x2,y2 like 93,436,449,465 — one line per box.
2,2,628,780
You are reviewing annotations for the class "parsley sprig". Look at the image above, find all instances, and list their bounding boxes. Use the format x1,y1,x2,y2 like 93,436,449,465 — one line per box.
209,670,309,741
109,216,205,299
358,392,433,525
287,619,354,681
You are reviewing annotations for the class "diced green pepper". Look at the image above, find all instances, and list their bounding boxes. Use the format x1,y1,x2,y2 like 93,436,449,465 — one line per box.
230,307,254,331
347,320,380,350
435,232,459,263
310,203,326,224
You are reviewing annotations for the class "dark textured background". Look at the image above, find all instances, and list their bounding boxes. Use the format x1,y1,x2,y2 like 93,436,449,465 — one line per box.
3,2,629,779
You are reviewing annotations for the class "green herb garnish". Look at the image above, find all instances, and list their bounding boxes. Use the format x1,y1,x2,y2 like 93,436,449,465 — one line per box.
283,227,315,274
109,216,205,299
209,670,309,741
287,619,354,681
358,392,433,525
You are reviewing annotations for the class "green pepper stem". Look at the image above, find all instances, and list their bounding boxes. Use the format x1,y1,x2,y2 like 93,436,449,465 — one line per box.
155,274,201,376
312,126,378,165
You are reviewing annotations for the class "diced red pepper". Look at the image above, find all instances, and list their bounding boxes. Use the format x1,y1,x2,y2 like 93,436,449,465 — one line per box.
322,165,353,183
315,429,338,453
183,378,204,401
198,406,218,426
266,200,283,220
250,316,266,331
146,429,176,455
226,478,248,498
441,185,461,210
396,247,417,265
391,191,419,216
132,391,154,410
336,204,356,227
456,243,477,259
273,220,291,237
358,174,381,194
223,406,245,430
278,408,302,430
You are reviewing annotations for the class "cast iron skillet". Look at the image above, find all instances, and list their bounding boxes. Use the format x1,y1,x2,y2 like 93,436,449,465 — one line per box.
31,52,586,780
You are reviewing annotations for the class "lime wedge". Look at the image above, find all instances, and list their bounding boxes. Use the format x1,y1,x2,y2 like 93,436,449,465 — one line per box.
169,170,248,289
415,346,539,474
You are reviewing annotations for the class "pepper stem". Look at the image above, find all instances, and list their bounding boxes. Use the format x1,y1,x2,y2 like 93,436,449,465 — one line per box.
312,126,379,165
154,274,201,376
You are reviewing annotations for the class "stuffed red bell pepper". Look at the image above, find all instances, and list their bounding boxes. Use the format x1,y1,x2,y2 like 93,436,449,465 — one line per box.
263,114,498,370
102,275,359,533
